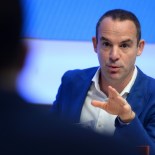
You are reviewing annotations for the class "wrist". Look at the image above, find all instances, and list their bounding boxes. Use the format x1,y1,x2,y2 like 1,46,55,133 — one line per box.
119,111,135,123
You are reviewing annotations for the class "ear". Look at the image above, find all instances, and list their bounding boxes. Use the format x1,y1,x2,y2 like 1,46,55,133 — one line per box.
137,40,145,56
92,37,97,53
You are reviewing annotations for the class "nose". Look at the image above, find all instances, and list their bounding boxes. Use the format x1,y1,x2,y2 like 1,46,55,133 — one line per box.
109,47,120,62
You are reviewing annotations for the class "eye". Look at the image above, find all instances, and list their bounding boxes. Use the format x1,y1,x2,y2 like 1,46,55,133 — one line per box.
120,43,129,48
102,41,111,47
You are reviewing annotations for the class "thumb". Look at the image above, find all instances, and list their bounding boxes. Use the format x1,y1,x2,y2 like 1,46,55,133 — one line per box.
91,100,107,109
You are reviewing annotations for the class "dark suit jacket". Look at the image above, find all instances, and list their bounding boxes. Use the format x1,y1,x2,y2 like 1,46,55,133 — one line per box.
52,66,155,155
1,90,131,155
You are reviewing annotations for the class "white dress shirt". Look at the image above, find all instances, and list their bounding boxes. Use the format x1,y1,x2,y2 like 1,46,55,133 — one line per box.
80,66,137,135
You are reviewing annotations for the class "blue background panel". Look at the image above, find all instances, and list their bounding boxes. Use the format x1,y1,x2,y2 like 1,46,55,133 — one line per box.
22,0,155,43
19,0,155,104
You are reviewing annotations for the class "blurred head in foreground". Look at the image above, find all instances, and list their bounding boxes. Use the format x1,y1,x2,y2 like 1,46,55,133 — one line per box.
0,0,26,92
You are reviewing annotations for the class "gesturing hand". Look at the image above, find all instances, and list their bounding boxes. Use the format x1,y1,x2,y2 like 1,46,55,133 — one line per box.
91,86,135,123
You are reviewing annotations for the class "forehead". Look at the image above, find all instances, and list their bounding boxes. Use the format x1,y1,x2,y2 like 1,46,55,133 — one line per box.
98,17,137,40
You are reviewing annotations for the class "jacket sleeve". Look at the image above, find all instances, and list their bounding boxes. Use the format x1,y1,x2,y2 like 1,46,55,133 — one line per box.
51,73,66,116
114,113,155,155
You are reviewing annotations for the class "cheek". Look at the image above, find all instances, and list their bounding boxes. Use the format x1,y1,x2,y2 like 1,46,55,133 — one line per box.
97,51,108,65
123,54,137,67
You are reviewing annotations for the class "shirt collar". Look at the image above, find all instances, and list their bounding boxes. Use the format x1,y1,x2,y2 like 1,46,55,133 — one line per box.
120,66,137,96
92,67,100,91
92,66,138,97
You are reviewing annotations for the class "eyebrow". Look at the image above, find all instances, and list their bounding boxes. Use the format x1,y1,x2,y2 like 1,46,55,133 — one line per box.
121,39,133,44
100,37,133,44
100,37,110,42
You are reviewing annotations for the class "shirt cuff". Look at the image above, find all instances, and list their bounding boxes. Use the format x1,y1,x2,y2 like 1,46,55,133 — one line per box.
115,116,130,127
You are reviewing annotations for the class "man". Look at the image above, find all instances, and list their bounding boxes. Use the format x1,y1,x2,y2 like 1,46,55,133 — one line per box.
52,9,155,155
1,1,133,155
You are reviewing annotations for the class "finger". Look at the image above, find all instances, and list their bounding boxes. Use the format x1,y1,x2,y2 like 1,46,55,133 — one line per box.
91,100,107,110
113,95,128,108
108,86,119,98
108,86,113,99
121,97,127,104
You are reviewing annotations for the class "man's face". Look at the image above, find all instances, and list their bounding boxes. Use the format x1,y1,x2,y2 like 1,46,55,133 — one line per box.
92,17,144,85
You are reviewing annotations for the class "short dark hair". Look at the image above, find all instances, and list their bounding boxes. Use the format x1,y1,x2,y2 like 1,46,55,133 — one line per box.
96,9,141,44
0,0,23,69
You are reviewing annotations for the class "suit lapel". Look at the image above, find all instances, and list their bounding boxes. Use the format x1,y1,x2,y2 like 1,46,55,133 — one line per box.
70,67,98,123
127,67,148,117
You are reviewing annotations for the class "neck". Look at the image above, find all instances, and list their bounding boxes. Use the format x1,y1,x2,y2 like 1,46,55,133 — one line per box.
99,70,134,96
